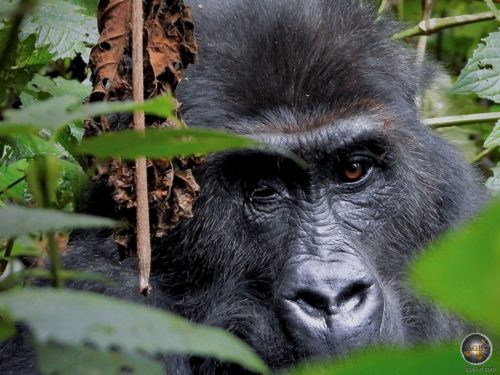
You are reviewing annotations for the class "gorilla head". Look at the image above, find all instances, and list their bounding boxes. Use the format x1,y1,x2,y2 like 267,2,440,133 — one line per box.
0,0,486,374
166,0,485,370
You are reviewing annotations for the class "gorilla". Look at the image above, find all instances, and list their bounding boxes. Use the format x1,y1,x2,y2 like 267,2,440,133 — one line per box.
0,0,487,374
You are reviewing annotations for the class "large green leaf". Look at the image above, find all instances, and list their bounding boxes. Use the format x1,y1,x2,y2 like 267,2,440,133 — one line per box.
0,0,98,60
0,288,267,373
453,30,500,102
36,342,164,375
410,200,500,334
0,206,118,238
290,343,499,375
0,95,175,135
78,128,258,159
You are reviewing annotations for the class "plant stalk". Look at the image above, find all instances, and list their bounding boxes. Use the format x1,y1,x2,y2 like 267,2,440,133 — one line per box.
393,11,495,40
132,0,152,295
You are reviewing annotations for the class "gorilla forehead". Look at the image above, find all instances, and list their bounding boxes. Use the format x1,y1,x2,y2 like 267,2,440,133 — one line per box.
179,0,421,130
254,115,389,155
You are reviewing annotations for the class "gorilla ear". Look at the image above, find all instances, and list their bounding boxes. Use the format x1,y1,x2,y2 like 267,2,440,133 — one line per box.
411,56,451,113
416,57,443,98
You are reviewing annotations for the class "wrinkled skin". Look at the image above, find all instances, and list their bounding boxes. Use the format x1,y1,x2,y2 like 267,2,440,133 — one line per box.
0,0,487,374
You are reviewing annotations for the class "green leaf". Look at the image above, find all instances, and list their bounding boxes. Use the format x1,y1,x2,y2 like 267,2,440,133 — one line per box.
0,311,15,342
0,95,175,134
26,156,61,208
410,200,500,335
25,74,92,101
9,235,42,258
65,0,98,16
78,128,258,159
0,0,98,60
75,127,303,165
2,133,70,161
290,343,499,375
453,30,500,102
0,159,27,203
36,342,164,375
0,288,268,373
484,120,500,148
0,206,118,238
0,96,83,133
0,32,53,107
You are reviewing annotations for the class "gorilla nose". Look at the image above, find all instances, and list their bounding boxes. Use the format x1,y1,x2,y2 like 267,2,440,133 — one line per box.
278,255,384,357
292,279,375,318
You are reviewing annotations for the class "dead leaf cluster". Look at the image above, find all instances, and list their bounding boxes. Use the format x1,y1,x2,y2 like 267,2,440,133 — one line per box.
83,0,199,257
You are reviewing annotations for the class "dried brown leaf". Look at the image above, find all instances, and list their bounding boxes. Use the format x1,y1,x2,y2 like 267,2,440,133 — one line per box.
84,0,199,258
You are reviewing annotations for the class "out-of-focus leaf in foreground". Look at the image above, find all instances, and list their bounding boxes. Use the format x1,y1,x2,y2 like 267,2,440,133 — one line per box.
410,199,500,334
0,288,268,374
0,206,118,238
78,128,258,160
290,344,499,375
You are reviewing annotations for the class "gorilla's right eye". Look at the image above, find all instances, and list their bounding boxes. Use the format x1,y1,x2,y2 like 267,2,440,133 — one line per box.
249,184,280,204
337,157,374,185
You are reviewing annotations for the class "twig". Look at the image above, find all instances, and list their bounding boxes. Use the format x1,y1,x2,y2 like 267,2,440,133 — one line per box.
416,0,435,60
393,11,495,40
415,0,435,109
0,238,15,277
0,0,37,73
378,0,392,14
472,146,497,164
0,176,26,197
132,0,152,295
424,112,500,128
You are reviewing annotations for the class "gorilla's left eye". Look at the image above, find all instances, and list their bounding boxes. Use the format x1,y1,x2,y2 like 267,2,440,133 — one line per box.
339,159,373,183
249,184,280,204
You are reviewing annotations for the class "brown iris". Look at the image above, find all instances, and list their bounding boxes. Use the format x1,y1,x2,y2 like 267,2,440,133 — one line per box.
342,161,366,182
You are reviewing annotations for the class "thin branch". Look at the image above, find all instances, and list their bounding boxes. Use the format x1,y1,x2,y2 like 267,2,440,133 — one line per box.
424,112,500,128
378,0,392,15
132,0,152,296
415,0,435,109
393,11,495,40
0,176,26,197
0,238,15,277
472,146,498,163
0,0,37,73
416,0,435,60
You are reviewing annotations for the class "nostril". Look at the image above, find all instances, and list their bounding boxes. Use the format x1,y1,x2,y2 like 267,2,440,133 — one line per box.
292,290,331,317
337,281,372,309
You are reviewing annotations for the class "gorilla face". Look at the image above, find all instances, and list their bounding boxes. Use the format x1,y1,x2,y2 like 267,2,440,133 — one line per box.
149,0,487,370
153,113,483,370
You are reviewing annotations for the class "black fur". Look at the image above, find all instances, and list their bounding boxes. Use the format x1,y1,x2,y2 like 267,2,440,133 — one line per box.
0,0,487,374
